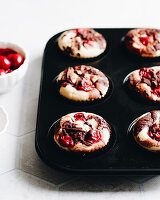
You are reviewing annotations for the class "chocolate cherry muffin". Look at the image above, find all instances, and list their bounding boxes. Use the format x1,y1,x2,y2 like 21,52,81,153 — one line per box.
58,28,107,58
57,65,109,102
54,112,111,152
124,28,160,57
133,110,160,152
127,66,160,102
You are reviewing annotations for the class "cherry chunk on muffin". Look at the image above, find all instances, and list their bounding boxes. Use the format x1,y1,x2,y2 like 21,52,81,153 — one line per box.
127,66,160,102
124,28,160,57
58,28,107,58
133,110,160,152
56,65,109,102
54,112,111,152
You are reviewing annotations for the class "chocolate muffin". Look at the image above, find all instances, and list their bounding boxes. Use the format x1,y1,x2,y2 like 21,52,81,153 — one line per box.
133,110,160,152
54,112,111,152
124,28,160,57
126,66,160,102
57,65,109,102
58,28,107,58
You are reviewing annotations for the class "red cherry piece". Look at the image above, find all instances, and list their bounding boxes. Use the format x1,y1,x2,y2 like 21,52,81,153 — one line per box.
76,28,86,33
7,53,24,69
156,132,160,139
140,36,150,46
75,29,88,37
77,82,94,92
84,40,93,46
59,135,74,147
74,113,86,121
148,124,160,141
139,68,154,79
153,86,160,97
87,129,102,143
0,69,7,76
0,56,11,70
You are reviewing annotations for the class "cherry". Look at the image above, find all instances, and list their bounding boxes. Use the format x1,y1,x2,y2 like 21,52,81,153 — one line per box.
87,129,102,143
59,135,74,147
0,69,7,75
6,69,13,74
156,132,160,140
77,81,94,92
152,87,160,97
139,68,154,79
83,40,93,46
75,29,87,34
0,48,16,56
148,124,160,141
7,53,24,69
74,113,86,121
140,36,150,46
0,56,11,70
139,68,160,97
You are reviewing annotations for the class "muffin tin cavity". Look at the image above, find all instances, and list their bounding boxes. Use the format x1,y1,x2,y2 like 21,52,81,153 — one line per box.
55,30,111,63
45,118,116,161
52,73,113,106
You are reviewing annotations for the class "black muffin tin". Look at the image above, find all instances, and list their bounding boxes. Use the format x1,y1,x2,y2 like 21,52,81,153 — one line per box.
35,28,160,175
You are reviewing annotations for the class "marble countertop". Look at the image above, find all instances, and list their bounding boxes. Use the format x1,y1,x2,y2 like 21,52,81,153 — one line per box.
0,0,160,199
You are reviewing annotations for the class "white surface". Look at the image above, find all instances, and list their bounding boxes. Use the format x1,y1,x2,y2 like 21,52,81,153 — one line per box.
0,170,57,200
0,0,160,199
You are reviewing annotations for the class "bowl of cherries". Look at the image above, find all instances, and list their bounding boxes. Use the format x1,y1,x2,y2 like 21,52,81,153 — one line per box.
0,42,28,93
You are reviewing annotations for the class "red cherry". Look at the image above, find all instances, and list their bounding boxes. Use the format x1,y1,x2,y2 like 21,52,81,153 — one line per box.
69,139,74,147
83,40,93,46
139,68,154,79
87,129,102,143
140,36,150,46
0,69,7,76
156,132,160,139
153,87,160,97
7,53,24,69
0,49,8,56
59,135,74,147
74,113,87,121
0,56,11,70
77,82,94,92
6,69,13,74
75,29,88,36
148,124,160,141
76,28,85,33
0,48,17,56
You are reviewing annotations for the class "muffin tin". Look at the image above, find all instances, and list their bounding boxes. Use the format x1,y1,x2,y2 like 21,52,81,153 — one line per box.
35,28,160,175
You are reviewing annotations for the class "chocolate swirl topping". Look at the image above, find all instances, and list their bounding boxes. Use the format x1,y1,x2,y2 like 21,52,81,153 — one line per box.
57,65,108,97
125,28,160,55
134,111,158,136
59,114,110,146
128,67,160,92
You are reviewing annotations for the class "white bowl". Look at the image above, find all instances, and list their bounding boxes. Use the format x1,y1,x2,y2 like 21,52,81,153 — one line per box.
0,42,29,93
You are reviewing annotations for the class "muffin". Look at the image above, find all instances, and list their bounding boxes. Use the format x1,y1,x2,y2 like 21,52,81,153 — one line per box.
124,28,160,57
133,110,160,152
58,28,107,58
126,66,160,102
54,112,111,152
57,65,109,102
